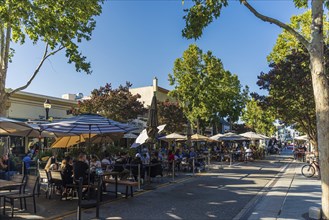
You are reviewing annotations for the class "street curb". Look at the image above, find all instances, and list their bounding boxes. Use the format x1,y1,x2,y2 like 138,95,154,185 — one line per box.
232,160,292,220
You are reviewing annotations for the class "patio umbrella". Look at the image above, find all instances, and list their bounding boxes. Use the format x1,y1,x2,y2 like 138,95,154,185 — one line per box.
123,133,138,139
146,93,158,144
159,133,186,142
190,133,210,142
294,135,309,141
40,114,135,136
131,124,166,148
0,117,34,136
239,131,265,140
89,133,124,144
210,133,225,141
219,132,248,141
51,134,93,148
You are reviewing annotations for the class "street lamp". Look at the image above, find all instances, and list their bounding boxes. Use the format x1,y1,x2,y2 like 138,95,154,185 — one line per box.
44,99,51,120
43,99,51,149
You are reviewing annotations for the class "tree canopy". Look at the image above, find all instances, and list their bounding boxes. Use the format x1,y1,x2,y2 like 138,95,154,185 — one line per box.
168,44,246,132
0,0,104,115
74,82,147,123
158,100,187,133
241,98,276,137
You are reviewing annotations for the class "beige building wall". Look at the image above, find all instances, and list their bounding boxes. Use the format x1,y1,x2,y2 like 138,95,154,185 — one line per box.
6,91,77,121
130,77,175,107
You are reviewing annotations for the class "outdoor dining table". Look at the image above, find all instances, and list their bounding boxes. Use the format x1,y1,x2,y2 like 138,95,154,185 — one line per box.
101,171,119,198
0,179,23,191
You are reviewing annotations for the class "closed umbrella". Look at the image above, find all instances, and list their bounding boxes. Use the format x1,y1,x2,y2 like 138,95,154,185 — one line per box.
146,93,158,144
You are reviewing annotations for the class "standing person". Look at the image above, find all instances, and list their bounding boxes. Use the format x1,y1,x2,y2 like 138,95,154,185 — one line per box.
22,153,32,175
73,153,89,184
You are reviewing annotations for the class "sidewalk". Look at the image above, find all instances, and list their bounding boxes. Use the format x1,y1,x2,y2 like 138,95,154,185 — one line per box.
244,161,321,220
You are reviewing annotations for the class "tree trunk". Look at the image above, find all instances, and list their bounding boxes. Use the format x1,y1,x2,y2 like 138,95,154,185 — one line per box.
309,1,329,218
0,68,8,117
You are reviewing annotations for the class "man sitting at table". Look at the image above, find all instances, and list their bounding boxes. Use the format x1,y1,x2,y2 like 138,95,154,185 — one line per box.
73,153,89,184
0,154,17,180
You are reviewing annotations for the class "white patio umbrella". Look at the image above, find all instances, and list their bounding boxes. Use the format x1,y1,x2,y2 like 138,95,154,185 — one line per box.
159,133,186,142
131,124,166,148
210,133,225,141
239,131,265,140
0,117,34,136
294,135,309,141
219,132,248,141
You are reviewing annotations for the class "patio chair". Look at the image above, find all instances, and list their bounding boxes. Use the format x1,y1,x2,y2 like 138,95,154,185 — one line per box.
77,177,102,220
48,170,63,199
0,174,26,211
3,175,39,217
38,169,51,198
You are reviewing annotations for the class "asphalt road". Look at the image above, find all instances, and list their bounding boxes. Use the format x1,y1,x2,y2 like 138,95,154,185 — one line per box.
63,154,291,220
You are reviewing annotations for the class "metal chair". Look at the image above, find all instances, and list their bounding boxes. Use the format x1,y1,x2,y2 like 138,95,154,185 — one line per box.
3,175,39,217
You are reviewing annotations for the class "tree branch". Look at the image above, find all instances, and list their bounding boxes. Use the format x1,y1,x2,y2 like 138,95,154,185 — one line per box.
9,44,65,95
241,0,311,50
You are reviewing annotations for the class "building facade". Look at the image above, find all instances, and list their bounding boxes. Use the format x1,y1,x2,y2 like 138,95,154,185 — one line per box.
6,91,77,121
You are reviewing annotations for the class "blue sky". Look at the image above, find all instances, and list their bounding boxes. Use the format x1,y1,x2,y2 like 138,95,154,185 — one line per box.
6,1,306,98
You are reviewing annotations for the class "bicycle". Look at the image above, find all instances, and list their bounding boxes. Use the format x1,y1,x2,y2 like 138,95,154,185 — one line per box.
301,157,320,178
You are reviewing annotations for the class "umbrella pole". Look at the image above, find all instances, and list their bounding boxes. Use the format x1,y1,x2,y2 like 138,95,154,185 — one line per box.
87,125,91,198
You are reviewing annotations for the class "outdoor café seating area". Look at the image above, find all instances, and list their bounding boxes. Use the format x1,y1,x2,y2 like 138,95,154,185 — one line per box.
0,114,273,218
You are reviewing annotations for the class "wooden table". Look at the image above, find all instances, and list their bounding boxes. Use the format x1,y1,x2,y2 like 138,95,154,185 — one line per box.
101,171,119,198
0,179,23,191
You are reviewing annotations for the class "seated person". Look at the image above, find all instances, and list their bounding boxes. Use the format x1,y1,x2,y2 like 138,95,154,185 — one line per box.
150,152,163,178
131,153,144,181
90,155,102,172
0,154,16,180
73,153,89,184
45,153,58,172
113,153,129,180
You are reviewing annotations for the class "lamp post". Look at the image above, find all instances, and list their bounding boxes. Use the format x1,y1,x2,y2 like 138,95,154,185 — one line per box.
43,99,51,149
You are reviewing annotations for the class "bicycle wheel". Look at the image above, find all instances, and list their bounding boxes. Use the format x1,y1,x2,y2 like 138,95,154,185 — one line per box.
301,164,315,178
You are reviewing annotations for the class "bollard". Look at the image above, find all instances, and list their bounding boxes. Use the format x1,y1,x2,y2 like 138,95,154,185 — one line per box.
230,153,232,167
207,155,210,171
192,158,195,175
137,164,141,191
172,160,175,182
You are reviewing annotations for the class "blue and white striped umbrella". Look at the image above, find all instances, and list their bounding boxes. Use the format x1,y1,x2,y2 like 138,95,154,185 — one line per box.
40,114,136,135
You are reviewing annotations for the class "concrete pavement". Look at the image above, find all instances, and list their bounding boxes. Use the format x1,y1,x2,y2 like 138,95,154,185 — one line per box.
235,153,322,220
0,152,322,219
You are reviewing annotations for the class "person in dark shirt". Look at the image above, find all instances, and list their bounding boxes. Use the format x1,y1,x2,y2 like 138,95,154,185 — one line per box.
73,153,89,184
0,154,16,180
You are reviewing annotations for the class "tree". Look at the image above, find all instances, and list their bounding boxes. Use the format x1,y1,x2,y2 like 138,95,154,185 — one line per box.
0,0,104,116
168,44,245,133
158,100,187,133
254,45,323,149
241,98,276,137
182,1,329,217
74,82,147,122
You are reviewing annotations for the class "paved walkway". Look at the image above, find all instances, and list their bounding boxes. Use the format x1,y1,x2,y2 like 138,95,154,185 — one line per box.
0,154,322,219
237,159,322,220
